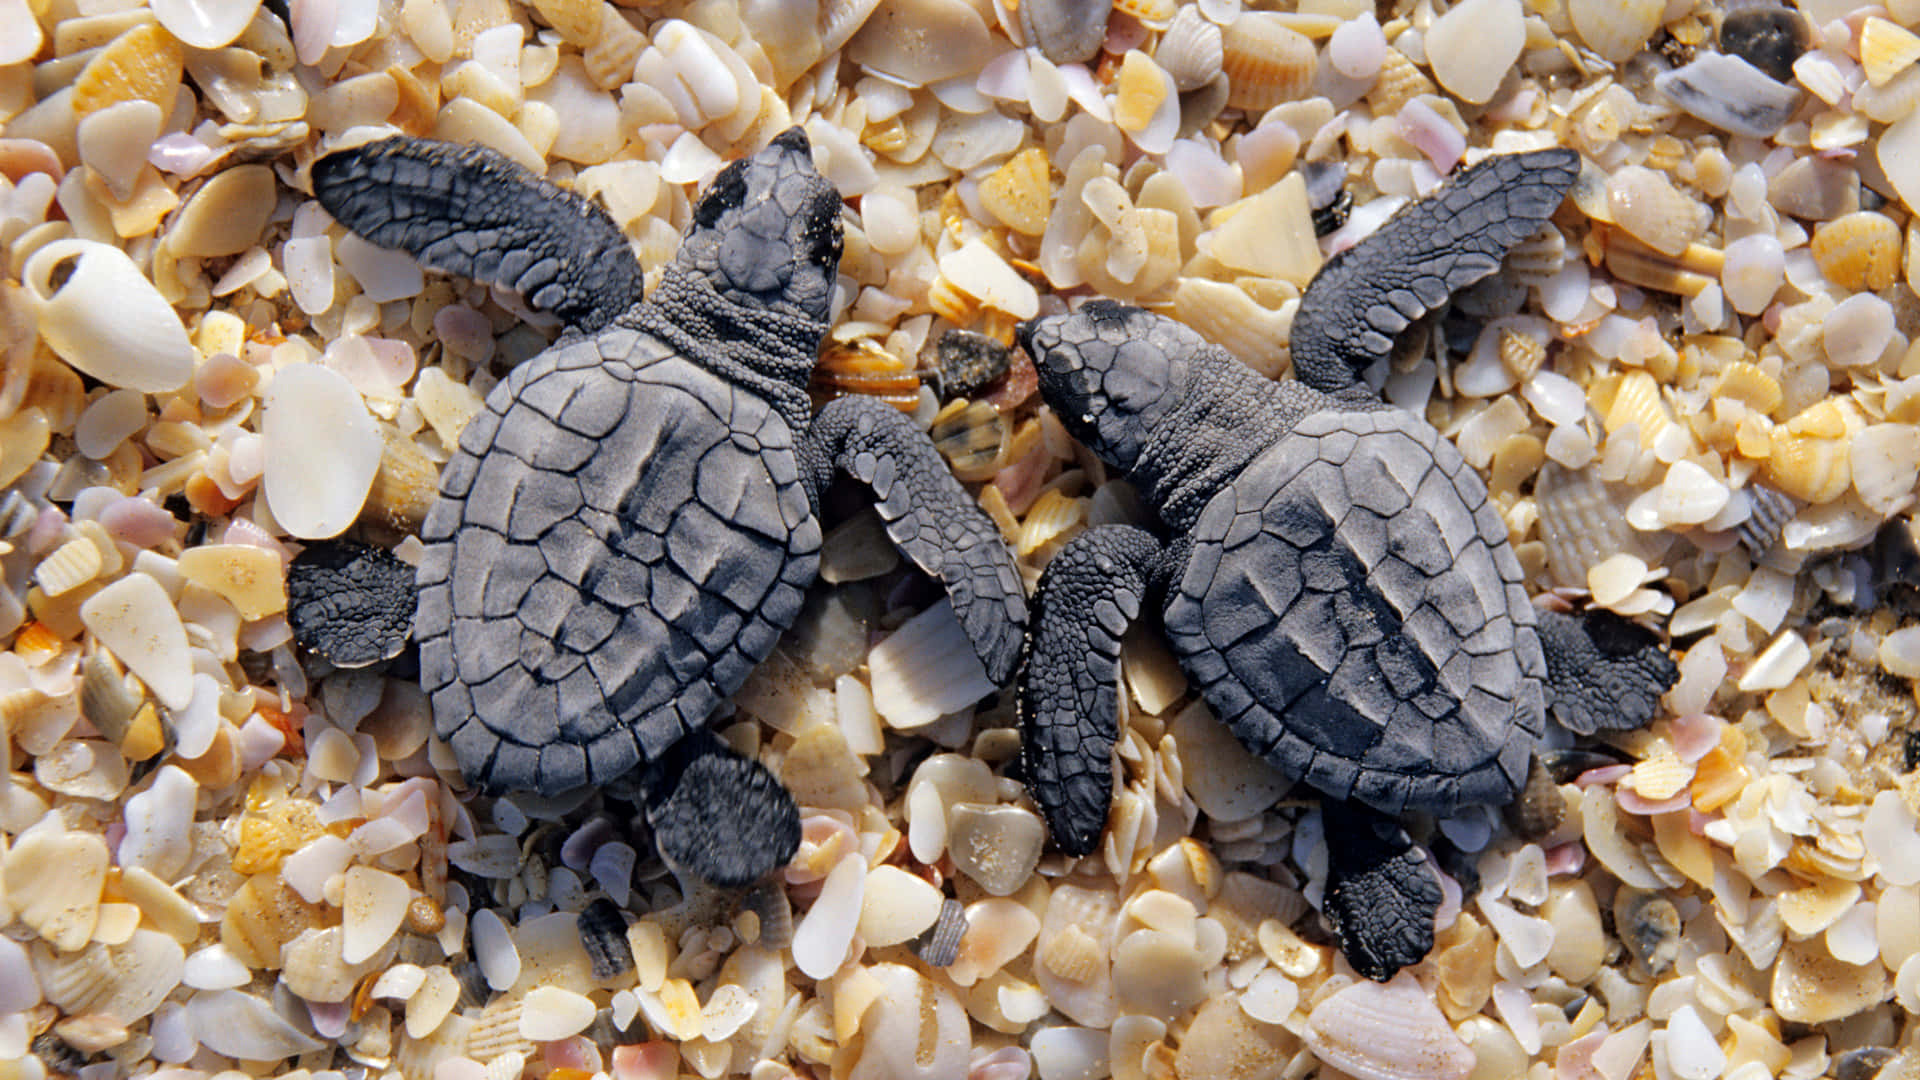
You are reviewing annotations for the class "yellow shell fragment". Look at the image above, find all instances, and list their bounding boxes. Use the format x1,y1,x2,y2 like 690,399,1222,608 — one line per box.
979,148,1052,237
1861,17,1920,88
73,24,185,115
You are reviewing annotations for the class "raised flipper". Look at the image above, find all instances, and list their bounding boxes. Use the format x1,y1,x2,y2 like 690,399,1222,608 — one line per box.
640,728,801,890
1018,525,1165,856
1536,608,1679,735
1322,799,1442,982
310,137,644,334
1290,149,1580,395
802,394,1028,683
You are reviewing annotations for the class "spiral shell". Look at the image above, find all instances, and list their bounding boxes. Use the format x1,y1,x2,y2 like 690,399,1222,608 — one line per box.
1220,13,1315,112
21,240,195,393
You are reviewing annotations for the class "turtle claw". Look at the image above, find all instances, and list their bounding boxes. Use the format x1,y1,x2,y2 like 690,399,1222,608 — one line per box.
1322,800,1442,983
641,728,801,891
1537,608,1679,736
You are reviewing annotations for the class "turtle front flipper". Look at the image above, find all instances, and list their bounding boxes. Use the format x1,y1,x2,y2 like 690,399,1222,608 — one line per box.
1289,149,1580,396
311,137,644,334
802,394,1029,683
1322,799,1442,982
1536,608,1679,735
1017,525,1165,856
641,728,801,890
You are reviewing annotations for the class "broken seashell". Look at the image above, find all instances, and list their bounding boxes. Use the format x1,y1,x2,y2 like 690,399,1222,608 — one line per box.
73,23,184,115
1655,52,1802,140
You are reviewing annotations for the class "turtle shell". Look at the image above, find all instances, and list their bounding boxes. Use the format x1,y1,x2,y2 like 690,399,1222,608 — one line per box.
416,328,820,794
1162,406,1546,816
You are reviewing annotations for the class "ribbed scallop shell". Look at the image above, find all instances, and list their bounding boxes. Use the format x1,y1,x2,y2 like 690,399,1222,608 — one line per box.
582,10,645,90
82,650,146,742
1017,488,1087,557
1714,361,1782,415
466,995,535,1063
1305,973,1476,1080
1505,225,1568,286
1365,47,1435,115
35,537,103,597
1766,430,1851,504
529,0,603,45
73,23,185,115
1601,371,1672,449
1220,13,1315,111
1534,462,1673,590
35,930,185,1024
1034,884,1120,1027
1158,6,1224,92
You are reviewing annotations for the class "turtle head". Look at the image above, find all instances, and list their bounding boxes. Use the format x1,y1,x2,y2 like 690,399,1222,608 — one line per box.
676,127,844,326
1018,301,1199,473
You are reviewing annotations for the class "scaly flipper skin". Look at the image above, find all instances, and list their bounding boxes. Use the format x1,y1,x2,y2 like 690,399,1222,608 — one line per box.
642,728,801,889
1017,524,1165,855
1289,149,1581,395
1536,608,1679,735
311,138,644,334
286,539,417,668
1321,800,1442,983
803,395,1029,684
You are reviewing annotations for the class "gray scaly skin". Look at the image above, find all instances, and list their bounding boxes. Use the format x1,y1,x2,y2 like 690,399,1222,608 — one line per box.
1016,150,1677,981
312,129,1027,890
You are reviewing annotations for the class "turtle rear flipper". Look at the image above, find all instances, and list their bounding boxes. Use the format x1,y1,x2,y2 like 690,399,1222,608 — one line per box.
1017,525,1165,856
1322,799,1442,983
1289,149,1580,396
286,538,416,668
311,137,644,334
1537,608,1679,735
642,728,801,890
804,394,1030,684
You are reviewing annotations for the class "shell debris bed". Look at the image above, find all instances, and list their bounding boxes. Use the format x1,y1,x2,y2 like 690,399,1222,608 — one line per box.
7,0,1920,1079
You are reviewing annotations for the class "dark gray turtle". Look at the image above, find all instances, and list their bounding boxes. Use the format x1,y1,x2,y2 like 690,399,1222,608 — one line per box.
311,129,1027,889
1015,150,1677,981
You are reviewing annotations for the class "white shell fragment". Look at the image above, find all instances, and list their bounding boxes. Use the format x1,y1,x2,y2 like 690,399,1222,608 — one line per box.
81,575,195,710
262,363,384,538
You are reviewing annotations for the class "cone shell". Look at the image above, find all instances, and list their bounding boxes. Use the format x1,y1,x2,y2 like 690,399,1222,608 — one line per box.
1220,13,1315,112
73,23,184,115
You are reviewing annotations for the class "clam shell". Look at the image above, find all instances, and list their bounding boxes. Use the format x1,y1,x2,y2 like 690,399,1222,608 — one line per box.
21,240,195,393
1772,939,1888,1024
1220,13,1314,112
1809,211,1900,292
1305,971,1474,1080
1766,401,1856,504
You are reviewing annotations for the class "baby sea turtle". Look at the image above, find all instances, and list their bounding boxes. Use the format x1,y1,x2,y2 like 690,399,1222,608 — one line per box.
1015,150,1677,981
310,129,1027,889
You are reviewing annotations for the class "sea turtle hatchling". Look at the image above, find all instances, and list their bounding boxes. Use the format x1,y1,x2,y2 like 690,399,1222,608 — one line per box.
305,129,1027,890
1015,149,1678,981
